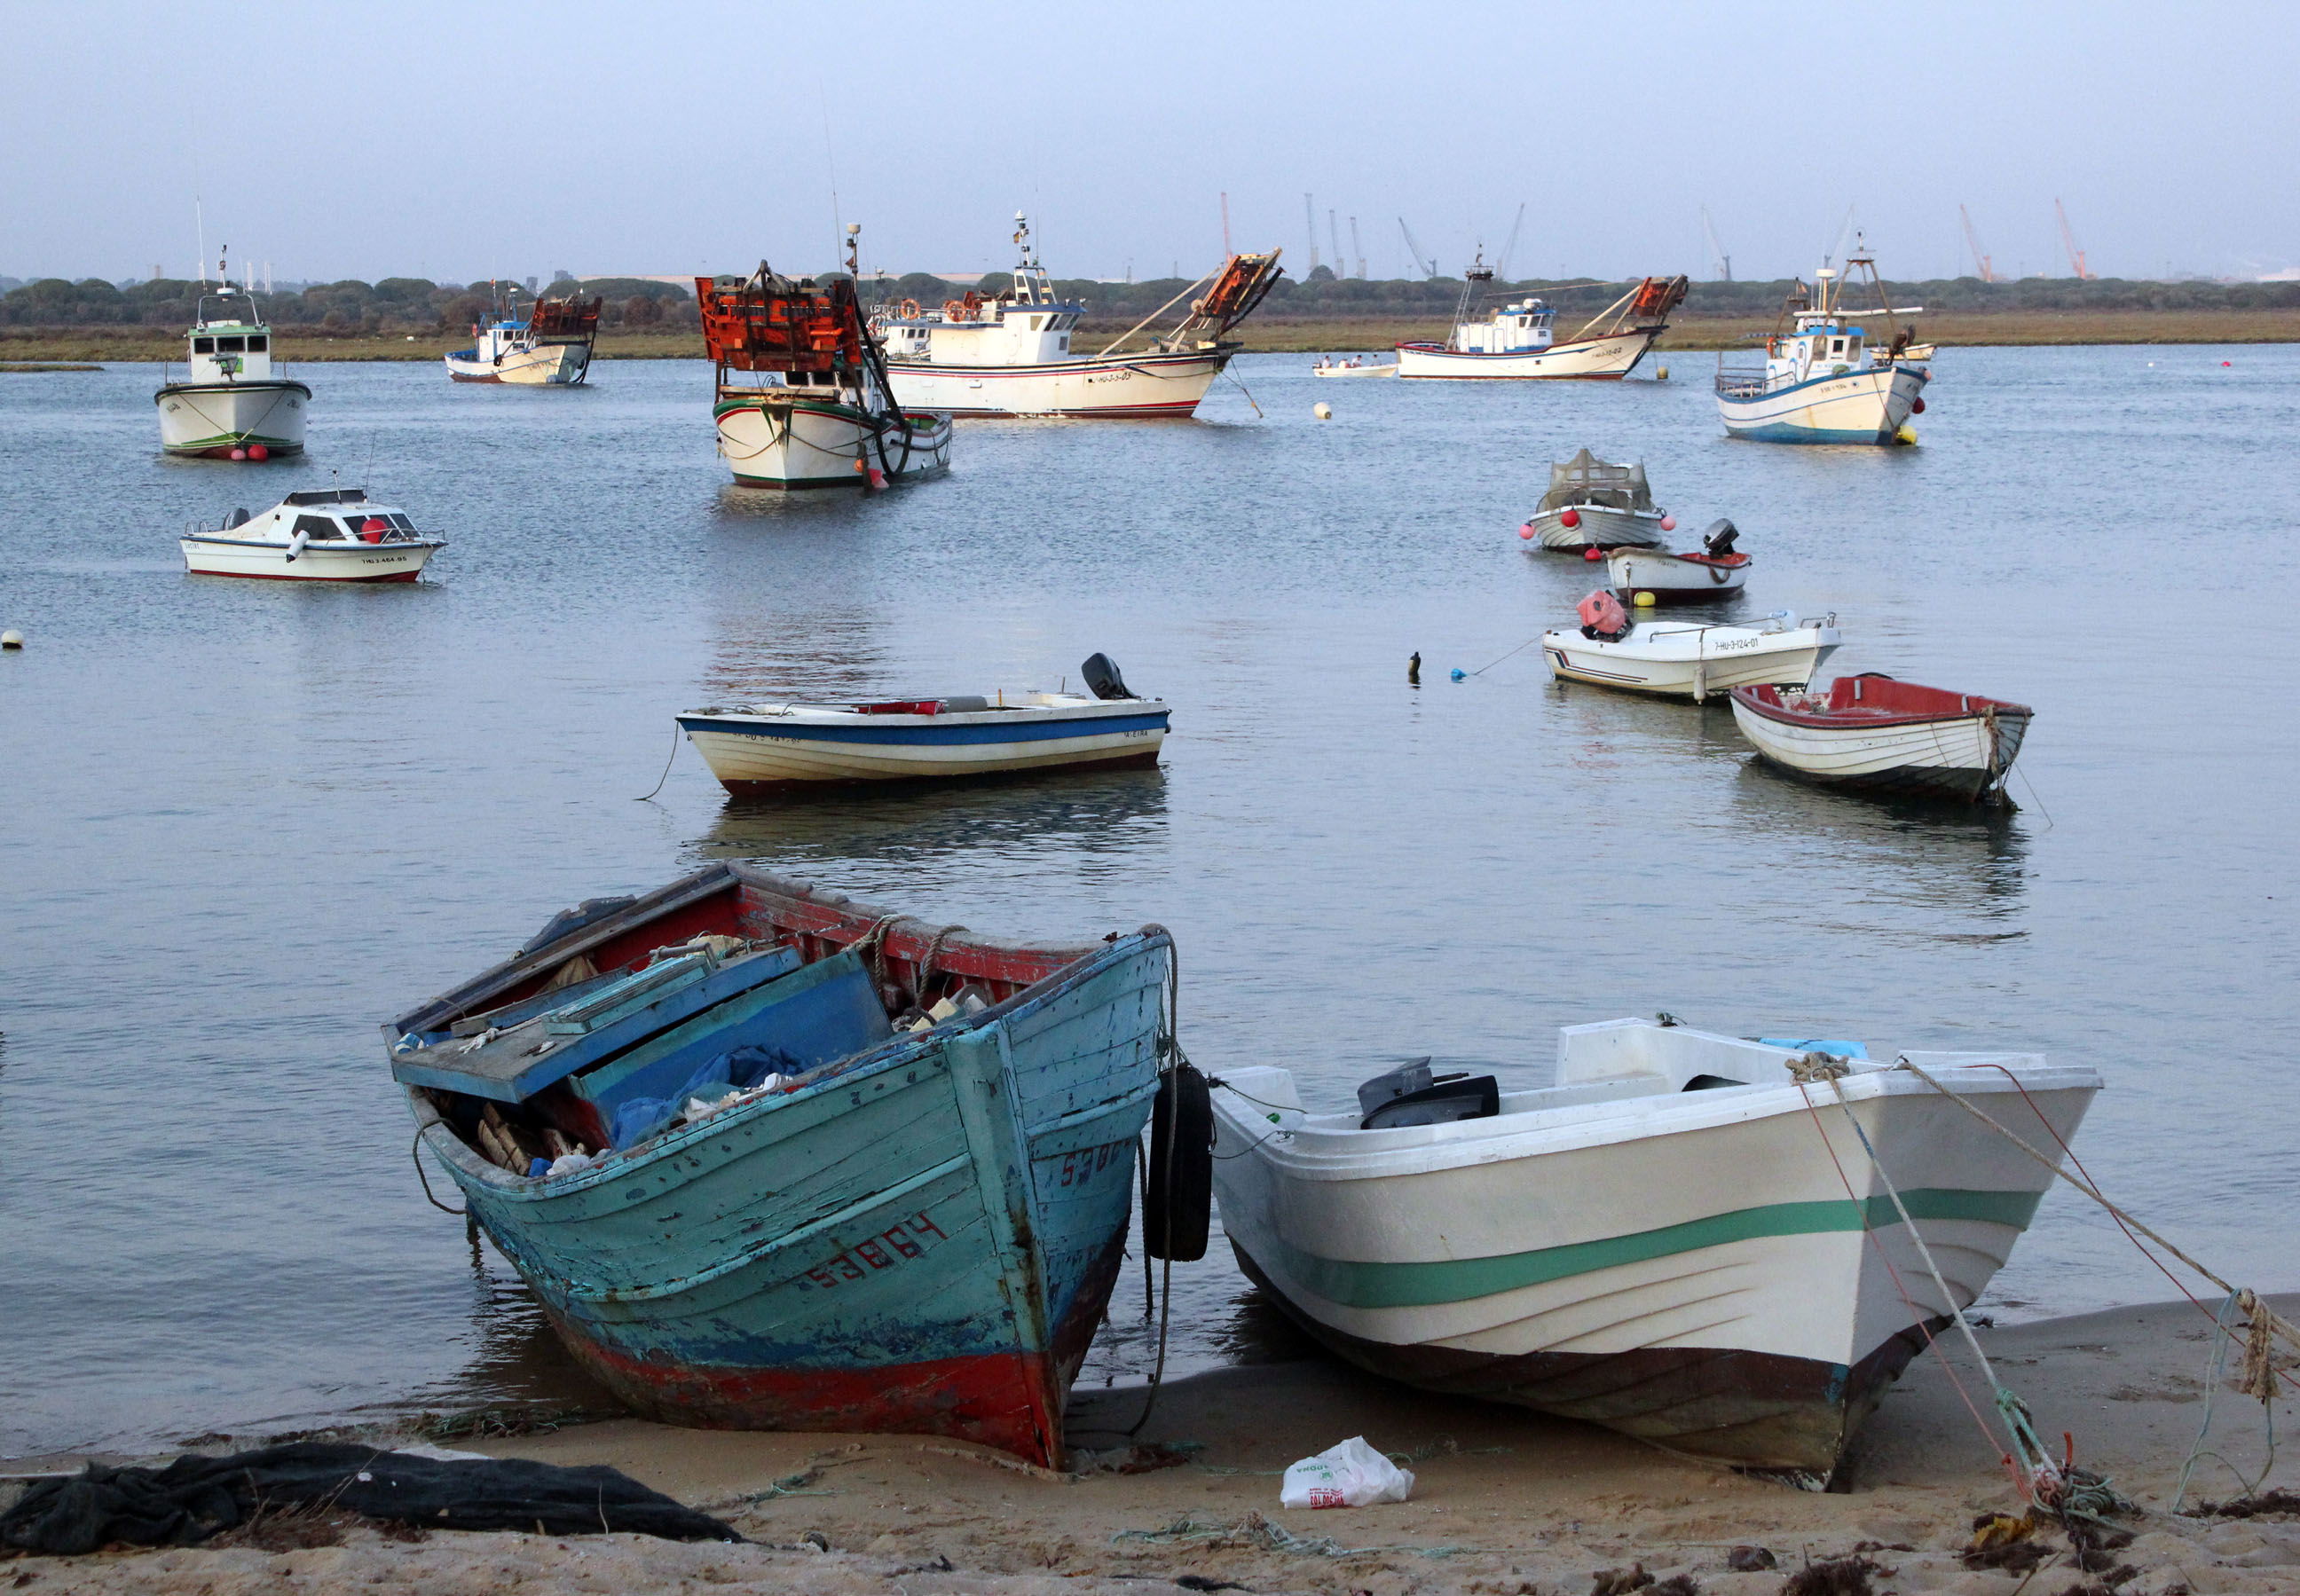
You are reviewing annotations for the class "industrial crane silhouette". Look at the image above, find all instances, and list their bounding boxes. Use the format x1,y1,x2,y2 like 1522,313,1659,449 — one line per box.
1960,205,1998,282
2056,200,2096,280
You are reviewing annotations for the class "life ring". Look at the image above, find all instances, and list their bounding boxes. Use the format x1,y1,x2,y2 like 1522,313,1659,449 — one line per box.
897,298,921,319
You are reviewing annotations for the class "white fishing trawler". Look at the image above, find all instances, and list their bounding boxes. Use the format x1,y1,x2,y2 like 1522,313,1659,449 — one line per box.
1396,259,1687,380
179,487,445,582
154,286,310,459
872,214,1282,418
697,232,952,491
1715,240,1929,444
444,285,602,384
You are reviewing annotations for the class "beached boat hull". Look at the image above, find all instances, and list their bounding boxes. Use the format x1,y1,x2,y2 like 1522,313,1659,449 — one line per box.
883,349,1227,417
154,380,310,457
1717,365,1926,444
1209,1031,2098,1477
396,868,1170,1468
1397,327,1663,380
444,342,591,385
715,397,953,488
1543,624,1839,700
1730,683,2032,803
179,534,442,582
677,705,1169,792
1528,507,1665,550
1607,548,1751,602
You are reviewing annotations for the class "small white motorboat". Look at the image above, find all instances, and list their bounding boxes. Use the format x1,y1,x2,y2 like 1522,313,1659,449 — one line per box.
180,488,445,582
677,653,1168,793
1208,1018,2099,1481
1520,449,1667,550
1607,520,1753,606
154,284,310,459
1395,260,1688,380
1311,355,1398,378
1730,675,2034,805
1543,592,1839,701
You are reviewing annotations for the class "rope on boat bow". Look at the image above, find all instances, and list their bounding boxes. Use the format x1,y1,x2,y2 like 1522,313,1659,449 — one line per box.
412,1130,468,1215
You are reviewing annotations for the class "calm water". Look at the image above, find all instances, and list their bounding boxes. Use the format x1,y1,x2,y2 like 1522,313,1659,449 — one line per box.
4,349,2297,1458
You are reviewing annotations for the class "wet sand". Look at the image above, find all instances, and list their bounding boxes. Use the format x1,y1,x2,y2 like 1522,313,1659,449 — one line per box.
14,1296,2300,1593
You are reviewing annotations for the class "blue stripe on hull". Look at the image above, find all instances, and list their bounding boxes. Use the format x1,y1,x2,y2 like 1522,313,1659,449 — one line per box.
676,712,1170,746
1724,422,1899,444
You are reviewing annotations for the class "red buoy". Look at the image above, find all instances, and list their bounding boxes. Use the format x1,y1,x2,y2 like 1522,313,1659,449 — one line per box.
1558,507,1580,529
867,468,887,491
1518,525,1535,540
248,444,270,461
1582,546,1603,562
1911,397,1926,414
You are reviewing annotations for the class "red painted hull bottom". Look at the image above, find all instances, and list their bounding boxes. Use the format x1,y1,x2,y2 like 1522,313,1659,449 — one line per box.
171,444,306,460
540,1230,1130,1469
715,748,1162,798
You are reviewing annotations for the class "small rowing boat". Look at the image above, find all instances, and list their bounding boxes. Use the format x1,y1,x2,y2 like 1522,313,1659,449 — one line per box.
389,864,1176,1469
677,653,1168,793
1544,592,1839,701
1520,449,1668,549
1208,1018,2099,1482
179,487,445,582
1311,355,1398,378
1729,675,2034,805
1606,520,1751,605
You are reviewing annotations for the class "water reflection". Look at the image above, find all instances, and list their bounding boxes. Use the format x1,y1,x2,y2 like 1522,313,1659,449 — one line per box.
690,765,1170,871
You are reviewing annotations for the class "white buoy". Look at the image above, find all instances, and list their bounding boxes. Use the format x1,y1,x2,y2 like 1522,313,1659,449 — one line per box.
1,629,21,649
1312,402,1332,420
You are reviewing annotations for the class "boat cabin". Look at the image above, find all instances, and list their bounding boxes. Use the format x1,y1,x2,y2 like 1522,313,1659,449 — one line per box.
183,294,278,383
876,212,1085,367
1452,299,1556,355
191,487,428,546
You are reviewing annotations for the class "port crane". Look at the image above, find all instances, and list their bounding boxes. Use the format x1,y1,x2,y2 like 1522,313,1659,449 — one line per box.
1398,217,1438,279
1700,207,1732,281
1959,205,1998,282
1327,208,1346,279
2056,199,2096,280
1348,216,1366,279
1304,193,1320,274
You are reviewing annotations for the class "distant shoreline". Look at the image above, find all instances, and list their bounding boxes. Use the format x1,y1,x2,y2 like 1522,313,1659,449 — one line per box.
5,309,2296,366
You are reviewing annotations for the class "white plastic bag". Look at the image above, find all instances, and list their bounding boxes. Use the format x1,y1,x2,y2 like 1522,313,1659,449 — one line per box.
1279,1435,1414,1509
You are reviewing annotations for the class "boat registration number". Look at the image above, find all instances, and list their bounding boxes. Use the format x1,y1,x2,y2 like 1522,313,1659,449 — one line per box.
1713,637,1761,651
799,1210,949,1291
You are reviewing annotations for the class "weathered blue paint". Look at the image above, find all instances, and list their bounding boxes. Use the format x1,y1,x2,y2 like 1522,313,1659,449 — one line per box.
405,916,1170,1468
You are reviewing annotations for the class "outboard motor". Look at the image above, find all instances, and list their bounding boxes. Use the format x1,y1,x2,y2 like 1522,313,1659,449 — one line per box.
224,507,251,529
1355,1057,1501,1130
1702,518,1739,558
1577,589,1630,641
1080,652,1134,701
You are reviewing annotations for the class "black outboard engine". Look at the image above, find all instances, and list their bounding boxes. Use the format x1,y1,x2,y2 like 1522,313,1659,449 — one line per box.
1080,652,1134,701
1354,1056,1501,1130
224,507,252,529
1702,518,1739,558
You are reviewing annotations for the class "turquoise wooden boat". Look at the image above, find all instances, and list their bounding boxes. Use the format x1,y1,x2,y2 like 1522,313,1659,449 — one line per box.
387,864,1172,1468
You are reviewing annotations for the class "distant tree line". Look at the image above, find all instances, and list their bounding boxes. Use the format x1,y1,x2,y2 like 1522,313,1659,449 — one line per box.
5,266,2296,330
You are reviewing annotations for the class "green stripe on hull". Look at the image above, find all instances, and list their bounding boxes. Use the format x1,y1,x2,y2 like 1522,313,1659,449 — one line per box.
1263,1188,2042,1309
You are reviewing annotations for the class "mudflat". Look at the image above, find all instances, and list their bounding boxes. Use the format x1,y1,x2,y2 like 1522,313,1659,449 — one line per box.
12,1296,2297,1593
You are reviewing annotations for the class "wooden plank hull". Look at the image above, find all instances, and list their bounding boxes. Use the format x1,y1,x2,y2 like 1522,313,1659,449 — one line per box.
404,888,1169,1469
1731,692,2031,804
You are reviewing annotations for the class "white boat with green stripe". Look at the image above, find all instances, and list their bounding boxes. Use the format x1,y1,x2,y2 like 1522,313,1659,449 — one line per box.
1209,1018,2098,1482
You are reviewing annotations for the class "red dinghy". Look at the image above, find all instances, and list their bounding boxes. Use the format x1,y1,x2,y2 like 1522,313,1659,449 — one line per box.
1729,674,2034,805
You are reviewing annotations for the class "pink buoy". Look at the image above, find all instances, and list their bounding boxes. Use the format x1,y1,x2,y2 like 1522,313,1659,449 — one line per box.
248,444,269,461
229,447,247,460
1659,515,1677,532
1517,525,1534,540
1582,546,1603,562
1558,507,1579,529
2223,360,2233,367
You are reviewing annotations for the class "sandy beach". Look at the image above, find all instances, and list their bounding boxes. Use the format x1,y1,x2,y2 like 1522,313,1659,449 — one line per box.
11,1295,2299,1593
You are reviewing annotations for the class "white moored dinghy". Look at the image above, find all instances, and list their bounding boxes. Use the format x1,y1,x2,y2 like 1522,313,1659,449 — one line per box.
1607,520,1752,605
1730,675,2035,805
676,652,1168,794
1543,591,1839,701
1208,1018,2099,1480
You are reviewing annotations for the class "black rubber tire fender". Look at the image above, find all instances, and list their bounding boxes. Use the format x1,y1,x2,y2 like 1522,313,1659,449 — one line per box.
1145,1063,1213,1262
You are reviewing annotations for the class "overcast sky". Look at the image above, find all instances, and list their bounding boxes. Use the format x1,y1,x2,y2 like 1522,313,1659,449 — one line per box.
5,0,2292,287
